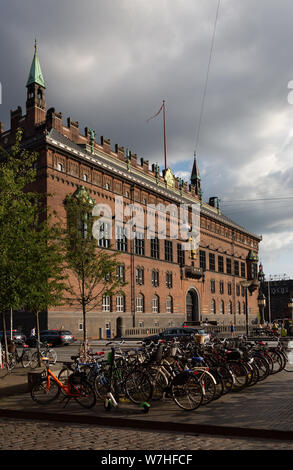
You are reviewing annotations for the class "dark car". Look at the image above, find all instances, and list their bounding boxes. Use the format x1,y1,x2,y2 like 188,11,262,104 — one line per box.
0,330,26,345
142,327,209,344
26,329,75,346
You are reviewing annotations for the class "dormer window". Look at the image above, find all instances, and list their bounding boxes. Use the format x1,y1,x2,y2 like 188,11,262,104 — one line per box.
57,163,63,172
83,174,88,182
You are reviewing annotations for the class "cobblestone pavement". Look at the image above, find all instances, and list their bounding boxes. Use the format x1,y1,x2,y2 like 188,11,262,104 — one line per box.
1,417,293,450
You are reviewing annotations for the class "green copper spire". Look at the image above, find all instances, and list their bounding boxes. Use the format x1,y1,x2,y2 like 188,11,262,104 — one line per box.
26,39,46,89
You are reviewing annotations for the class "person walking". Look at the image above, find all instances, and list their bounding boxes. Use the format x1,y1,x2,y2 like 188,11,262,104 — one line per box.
230,323,235,337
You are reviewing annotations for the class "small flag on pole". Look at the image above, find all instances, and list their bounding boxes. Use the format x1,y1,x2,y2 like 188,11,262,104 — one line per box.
146,102,164,122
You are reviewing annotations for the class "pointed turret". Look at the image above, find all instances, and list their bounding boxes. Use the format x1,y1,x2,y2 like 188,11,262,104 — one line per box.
26,40,46,89
190,151,201,196
26,40,46,125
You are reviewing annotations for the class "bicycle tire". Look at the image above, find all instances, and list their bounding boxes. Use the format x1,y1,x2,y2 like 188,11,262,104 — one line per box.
46,349,57,365
269,350,284,374
30,351,41,369
228,361,249,391
216,365,233,394
253,355,270,381
94,371,110,400
197,371,216,405
208,368,225,399
0,361,12,378
31,378,60,404
148,366,169,401
124,370,153,404
171,372,203,411
74,382,96,409
21,350,32,368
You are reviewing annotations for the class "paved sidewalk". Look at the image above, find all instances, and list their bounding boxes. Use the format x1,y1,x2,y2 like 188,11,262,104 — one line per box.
1,366,293,443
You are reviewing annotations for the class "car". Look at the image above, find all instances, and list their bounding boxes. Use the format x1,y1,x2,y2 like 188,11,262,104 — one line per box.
26,329,75,347
0,330,26,345
142,327,209,344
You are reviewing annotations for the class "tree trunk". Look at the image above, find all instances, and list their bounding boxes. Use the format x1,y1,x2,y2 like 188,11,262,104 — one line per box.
2,312,8,362
82,297,87,356
35,311,41,366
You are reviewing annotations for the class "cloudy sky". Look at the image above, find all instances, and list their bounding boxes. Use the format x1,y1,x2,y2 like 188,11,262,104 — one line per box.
1,0,293,279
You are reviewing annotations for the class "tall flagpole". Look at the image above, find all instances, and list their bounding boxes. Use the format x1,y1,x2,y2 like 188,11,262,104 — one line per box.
163,100,167,170
147,100,168,170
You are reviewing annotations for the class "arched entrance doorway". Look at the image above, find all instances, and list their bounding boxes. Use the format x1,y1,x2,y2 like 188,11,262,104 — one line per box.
116,317,123,338
186,289,200,323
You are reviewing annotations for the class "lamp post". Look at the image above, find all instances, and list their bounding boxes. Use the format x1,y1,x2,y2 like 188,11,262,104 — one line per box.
258,292,266,325
240,281,250,336
288,298,293,321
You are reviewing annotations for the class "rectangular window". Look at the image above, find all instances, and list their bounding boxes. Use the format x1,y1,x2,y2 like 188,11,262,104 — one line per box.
152,270,159,287
135,232,145,255
116,225,128,252
241,262,246,278
218,256,224,273
136,267,144,285
219,281,224,294
209,253,215,271
210,279,215,293
177,243,185,266
166,272,173,288
116,265,125,282
116,296,125,313
136,296,144,313
234,261,239,277
228,283,232,296
199,250,206,270
151,237,160,259
98,222,111,248
102,296,111,312
152,297,159,313
165,240,173,262
226,258,232,275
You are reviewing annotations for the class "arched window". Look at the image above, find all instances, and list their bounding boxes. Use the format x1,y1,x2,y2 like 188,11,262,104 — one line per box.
229,301,233,315
220,300,225,315
166,295,173,314
136,294,144,313
116,295,125,313
211,299,216,314
152,295,159,313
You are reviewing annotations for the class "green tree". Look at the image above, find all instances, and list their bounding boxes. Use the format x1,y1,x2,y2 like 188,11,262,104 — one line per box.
0,129,67,359
63,187,125,352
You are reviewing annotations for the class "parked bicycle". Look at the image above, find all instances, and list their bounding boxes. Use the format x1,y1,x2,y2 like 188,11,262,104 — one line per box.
30,356,96,409
30,340,57,369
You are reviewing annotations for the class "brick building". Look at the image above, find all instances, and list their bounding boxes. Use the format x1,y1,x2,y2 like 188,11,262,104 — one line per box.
0,45,262,338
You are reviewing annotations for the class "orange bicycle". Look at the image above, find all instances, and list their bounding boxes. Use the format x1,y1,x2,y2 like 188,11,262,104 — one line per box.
30,357,96,409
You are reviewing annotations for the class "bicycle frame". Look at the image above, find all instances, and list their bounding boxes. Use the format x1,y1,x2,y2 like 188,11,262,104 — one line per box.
44,364,88,398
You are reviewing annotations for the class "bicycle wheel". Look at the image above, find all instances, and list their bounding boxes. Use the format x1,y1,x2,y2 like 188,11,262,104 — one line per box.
58,365,76,395
197,371,216,405
30,351,41,369
21,350,32,368
228,361,249,391
171,372,203,411
208,368,225,400
148,366,169,401
269,350,284,374
31,377,60,404
47,349,57,365
253,355,270,381
94,371,110,400
217,365,233,394
74,382,96,409
124,370,153,404
0,361,12,378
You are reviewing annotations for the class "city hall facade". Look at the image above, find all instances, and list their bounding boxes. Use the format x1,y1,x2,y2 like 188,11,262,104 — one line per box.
0,46,262,338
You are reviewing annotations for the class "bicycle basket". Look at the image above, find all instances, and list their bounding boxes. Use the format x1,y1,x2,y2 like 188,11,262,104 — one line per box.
172,372,192,386
226,349,243,360
68,372,87,385
28,371,45,389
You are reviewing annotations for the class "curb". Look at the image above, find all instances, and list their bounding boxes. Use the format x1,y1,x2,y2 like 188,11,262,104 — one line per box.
0,408,292,442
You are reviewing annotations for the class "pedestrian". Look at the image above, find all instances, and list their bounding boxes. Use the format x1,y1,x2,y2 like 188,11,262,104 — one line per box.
31,327,36,337
230,323,235,337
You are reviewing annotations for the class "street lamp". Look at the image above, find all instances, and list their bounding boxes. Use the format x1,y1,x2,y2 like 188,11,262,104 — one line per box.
258,292,266,325
288,298,293,321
